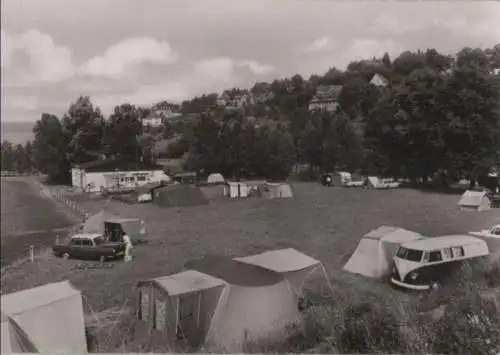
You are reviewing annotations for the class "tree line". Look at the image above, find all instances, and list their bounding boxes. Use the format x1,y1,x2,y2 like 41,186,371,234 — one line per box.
1,44,499,186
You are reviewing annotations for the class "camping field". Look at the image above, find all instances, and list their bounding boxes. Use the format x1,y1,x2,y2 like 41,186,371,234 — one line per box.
1,181,499,350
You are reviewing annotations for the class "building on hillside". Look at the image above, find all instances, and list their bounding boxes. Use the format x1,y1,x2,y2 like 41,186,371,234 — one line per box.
217,91,254,109
253,92,275,104
142,117,164,128
369,73,389,87
308,85,343,112
71,159,170,193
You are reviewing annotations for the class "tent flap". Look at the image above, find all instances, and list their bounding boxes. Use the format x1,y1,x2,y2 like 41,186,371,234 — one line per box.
235,248,320,273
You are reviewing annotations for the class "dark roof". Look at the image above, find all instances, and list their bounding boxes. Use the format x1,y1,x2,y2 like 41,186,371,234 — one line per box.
135,181,167,194
185,255,284,287
73,159,164,172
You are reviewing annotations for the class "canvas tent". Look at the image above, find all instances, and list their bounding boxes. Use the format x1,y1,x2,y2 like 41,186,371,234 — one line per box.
458,190,492,212
224,182,250,199
259,183,294,199
135,181,167,203
1,312,39,353
207,173,225,184
339,172,365,187
184,256,300,352
343,226,426,278
82,210,142,242
152,185,208,208
234,248,332,296
1,281,87,353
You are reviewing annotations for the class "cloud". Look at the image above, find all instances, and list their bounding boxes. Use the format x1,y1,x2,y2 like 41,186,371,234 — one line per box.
236,60,275,75
80,37,179,79
2,95,39,111
307,37,332,52
2,29,75,83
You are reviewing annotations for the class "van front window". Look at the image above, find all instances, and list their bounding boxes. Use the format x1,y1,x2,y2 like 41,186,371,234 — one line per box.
396,247,423,262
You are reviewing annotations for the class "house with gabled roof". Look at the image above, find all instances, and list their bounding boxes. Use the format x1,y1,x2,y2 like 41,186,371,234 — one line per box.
369,73,389,87
308,85,343,112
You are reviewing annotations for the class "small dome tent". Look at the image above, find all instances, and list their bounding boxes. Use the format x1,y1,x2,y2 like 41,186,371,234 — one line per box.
207,173,225,184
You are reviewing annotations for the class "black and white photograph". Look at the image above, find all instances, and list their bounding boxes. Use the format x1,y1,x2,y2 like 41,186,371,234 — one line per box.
1,0,500,353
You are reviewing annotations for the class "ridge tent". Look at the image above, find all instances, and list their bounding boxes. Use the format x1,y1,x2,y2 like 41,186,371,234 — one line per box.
260,183,294,199
189,256,300,351
234,248,332,296
135,181,167,203
458,190,492,212
339,172,365,187
153,185,208,208
343,226,426,278
1,312,39,353
82,210,142,242
1,281,87,353
207,173,225,184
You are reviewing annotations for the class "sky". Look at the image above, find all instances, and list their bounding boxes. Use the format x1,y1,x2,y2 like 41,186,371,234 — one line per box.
1,0,499,122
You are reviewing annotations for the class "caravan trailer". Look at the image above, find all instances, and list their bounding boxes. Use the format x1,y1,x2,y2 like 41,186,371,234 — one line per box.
390,235,489,291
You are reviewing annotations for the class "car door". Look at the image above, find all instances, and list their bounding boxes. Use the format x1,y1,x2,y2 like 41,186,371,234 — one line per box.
80,239,96,260
69,238,83,258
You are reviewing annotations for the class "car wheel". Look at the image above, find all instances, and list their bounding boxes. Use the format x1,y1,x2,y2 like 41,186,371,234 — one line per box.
99,255,106,263
63,252,70,260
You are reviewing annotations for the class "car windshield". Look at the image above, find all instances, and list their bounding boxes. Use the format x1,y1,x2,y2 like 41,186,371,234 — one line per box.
93,237,105,245
396,247,423,262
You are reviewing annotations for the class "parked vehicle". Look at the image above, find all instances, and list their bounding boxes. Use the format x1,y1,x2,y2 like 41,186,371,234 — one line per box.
390,235,490,291
52,233,126,262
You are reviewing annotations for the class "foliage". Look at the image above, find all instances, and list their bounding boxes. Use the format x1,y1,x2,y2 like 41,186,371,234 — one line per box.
1,141,33,173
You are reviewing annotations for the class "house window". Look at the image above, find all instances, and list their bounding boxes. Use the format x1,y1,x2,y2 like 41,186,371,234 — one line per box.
429,251,443,262
452,246,465,258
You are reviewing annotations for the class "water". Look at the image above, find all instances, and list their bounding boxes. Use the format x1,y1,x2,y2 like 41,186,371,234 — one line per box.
1,121,35,145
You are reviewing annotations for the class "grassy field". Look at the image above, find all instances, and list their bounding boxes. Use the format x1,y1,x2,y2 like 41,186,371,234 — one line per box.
0,178,77,266
1,182,499,351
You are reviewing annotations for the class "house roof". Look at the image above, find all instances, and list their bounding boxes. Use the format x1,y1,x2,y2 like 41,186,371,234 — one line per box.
316,85,343,98
184,255,285,287
73,159,164,172
402,235,487,251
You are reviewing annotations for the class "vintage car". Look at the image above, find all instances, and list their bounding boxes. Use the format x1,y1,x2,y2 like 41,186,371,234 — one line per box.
390,235,490,291
52,233,126,262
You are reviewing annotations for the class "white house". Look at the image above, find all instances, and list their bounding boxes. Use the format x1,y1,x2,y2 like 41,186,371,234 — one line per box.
308,85,342,112
142,117,163,128
370,73,389,87
71,159,171,193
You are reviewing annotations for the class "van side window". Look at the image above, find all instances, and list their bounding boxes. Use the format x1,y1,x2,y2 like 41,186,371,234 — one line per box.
442,248,453,260
422,252,430,263
492,227,500,236
428,251,442,262
452,246,465,258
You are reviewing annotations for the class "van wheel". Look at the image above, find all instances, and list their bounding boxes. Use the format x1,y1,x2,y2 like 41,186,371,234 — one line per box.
99,255,106,263
63,253,70,260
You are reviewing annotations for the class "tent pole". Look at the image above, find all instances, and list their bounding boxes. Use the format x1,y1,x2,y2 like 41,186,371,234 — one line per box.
320,264,335,297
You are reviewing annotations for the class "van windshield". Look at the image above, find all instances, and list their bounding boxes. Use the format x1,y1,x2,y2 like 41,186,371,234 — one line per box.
396,247,423,262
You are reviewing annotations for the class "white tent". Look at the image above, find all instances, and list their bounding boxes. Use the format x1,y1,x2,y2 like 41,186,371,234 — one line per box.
82,210,143,241
235,248,331,296
224,182,250,199
137,257,300,352
458,190,491,212
338,172,365,187
207,173,225,184
343,226,426,278
1,312,39,353
260,183,294,199
1,281,87,353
